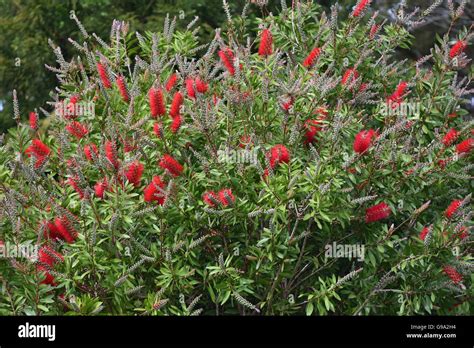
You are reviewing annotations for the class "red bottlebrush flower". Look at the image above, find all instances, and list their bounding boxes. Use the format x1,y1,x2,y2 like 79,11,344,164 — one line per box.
218,189,235,207
69,94,80,105
304,119,322,144
442,128,458,146
43,221,61,240
66,121,88,139
268,144,290,168
387,81,408,105
186,78,196,99
445,199,462,219
352,0,371,17
369,24,379,39
186,78,208,98
203,191,219,207
303,47,321,68
365,202,391,223
105,140,119,169
219,48,236,75
159,154,183,177
31,139,51,157
170,114,182,133
419,226,430,241
456,138,473,154
144,176,166,204
153,122,163,138
84,143,98,161
64,95,80,119
37,246,63,286
67,176,85,199
281,97,294,112
29,111,38,130
97,62,111,88
341,68,359,86
165,73,178,92
125,161,144,187
149,87,166,118
449,40,466,59
353,129,376,154
94,178,108,199
443,265,463,284
54,216,78,243
116,76,130,102
258,29,273,57
170,91,184,118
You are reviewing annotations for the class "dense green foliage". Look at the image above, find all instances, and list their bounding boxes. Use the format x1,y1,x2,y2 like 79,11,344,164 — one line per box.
0,1,472,316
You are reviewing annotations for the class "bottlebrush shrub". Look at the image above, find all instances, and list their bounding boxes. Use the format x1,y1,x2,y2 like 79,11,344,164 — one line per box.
0,2,472,316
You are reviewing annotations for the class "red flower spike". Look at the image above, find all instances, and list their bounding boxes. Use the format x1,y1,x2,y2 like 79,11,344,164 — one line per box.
419,226,430,241
442,128,458,147
105,140,119,169
268,144,290,168
365,202,391,223
94,178,108,199
84,143,98,161
456,138,473,154
258,29,273,57
218,189,235,207
195,78,208,94
31,139,51,157
37,246,64,286
125,161,144,187
445,199,462,219
171,114,182,134
219,48,236,75
352,0,371,17
170,91,184,118
449,40,466,59
165,73,178,92
387,81,408,105
369,24,379,39
443,265,463,284
186,78,196,99
341,68,359,86
67,177,85,199
153,122,163,138
116,76,130,102
353,129,376,154
144,176,166,204
159,154,183,177
66,121,88,139
29,112,38,130
304,119,323,144
203,191,219,207
54,216,78,243
97,62,112,89
303,47,321,68
149,87,166,118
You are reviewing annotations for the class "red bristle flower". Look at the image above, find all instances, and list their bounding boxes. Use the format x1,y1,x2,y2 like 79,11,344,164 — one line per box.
196,78,208,93
116,76,130,102
84,143,98,161
43,221,61,240
37,246,63,286
369,24,379,39
281,97,294,112
64,95,80,119
31,139,51,157
144,176,166,204
387,81,408,105
94,178,108,199
67,176,85,199
445,199,462,219
443,265,463,284
186,78,196,99
449,40,466,59
353,129,376,154
219,48,236,75
456,138,473,154
149,87,166,118
165,73,178,92
54,215,78,243
159,154,183,177
258,29,273,57
419,226,430,241
153,122,164,138
203,191,219,207
97,62,111,88
341,68,359,86
125,161,144,187
268,144,290,168
303,47,321,68
66,121,88,139
170,91,184,118
29,111,38,130
105,140,119,169
218,189,235,207
442,128,458,146
365,202,391,223
352,0,371,17
171,114,182,133
304,119,323,144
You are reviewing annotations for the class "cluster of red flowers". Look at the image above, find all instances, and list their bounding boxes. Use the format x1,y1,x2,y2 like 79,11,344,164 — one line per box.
303,47,321,68
37,246,64,286
116,76,130,102
159,154,184,177
219,47,237,75
365,202,391,223
353,129,377,154
25,139,51,168
352,0,371,17
258,28,273,57
97,61,111,88
65,121,88,139
29,111,38,131
445,199,462,219
443,265,463,284
203,188,235,207
387,81,408,106
449,40,467,59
